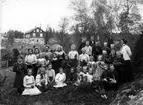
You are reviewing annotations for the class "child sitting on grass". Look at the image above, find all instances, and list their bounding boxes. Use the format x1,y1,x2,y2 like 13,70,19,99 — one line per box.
87,56,95,71
100,64,118,99
36,67,48,92
22,69,41,96
74,66,87,86
67,67,77,85
75,66,93,92
54,68,67,88
86,68,93,83
46,64,55,88
101,64,118,91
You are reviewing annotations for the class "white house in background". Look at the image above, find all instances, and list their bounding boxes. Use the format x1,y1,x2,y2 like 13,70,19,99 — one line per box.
24,27,45,45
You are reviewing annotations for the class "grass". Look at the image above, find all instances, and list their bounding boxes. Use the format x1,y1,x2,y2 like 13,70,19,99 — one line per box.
0,67,116,105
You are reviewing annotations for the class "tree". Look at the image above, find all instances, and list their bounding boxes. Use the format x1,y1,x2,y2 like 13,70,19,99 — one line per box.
44,27,54,45
70,0,95,38
14,30,24,38
108,0,143,35
70,0,115,41
7,30,15,46
55,17,71,52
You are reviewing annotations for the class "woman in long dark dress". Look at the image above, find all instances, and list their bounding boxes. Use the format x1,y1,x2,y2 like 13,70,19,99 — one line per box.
13,56,27,94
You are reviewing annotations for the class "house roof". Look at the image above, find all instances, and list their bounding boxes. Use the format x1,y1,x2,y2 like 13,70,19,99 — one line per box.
25,27,45,35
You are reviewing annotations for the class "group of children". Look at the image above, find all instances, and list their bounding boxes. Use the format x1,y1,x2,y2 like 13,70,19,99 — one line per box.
13,37,132,98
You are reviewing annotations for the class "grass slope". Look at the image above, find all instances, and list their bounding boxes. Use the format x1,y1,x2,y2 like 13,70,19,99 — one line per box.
0,68,116,105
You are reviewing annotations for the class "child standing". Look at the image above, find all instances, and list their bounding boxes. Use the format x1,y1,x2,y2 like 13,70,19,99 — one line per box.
51,53,59,74
13,56,27,94
93,55,105,81
88,56,95,72
68,44,79,68
22,69,41,96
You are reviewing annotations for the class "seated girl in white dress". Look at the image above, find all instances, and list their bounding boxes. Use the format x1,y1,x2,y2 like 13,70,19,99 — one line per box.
22,69,41,96
86,68,93,83
36,67,48,92
54,68,67,88
46,64,55,88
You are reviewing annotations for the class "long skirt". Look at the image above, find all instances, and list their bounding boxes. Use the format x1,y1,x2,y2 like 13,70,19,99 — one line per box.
70,59,78,68
22,87,41,96
124,60,133,82
54,82,67,88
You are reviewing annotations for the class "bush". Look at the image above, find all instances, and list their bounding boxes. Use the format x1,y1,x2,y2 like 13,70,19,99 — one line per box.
1,49,14,67
1,49,13,61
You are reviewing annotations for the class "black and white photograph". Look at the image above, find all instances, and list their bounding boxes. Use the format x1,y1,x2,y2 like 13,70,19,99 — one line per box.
1,0,143,105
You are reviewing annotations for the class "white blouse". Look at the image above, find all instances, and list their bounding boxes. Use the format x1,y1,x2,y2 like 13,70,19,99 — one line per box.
25,54,37,64
79,54,89,62
68,50,79,59
55,73,66,83
120,44,132,61
23,75,35,88
46,69,55,77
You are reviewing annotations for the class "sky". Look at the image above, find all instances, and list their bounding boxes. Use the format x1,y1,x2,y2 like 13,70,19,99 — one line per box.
0,0,72,33
1,0,143,33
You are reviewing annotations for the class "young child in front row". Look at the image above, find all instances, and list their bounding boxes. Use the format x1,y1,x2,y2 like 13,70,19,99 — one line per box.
67,67,77,85
100,64,118,99
46,64,55,88
75,66,93,92
22,69,41,96
36,67,48,92
54,68,67,88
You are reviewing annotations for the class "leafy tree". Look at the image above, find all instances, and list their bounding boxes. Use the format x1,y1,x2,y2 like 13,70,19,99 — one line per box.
14,30,24,38
7,30,15,46
70,0,96,38
108,0,143,35
44,27,54,45
54,17,72,52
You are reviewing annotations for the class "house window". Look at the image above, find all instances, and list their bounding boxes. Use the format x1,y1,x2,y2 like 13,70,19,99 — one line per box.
37,29,39,32
33,33,36,37
40,33,43,37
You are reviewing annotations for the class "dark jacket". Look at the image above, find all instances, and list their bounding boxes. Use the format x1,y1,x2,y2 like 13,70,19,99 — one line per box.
92,45,102,56
103,47,111,55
